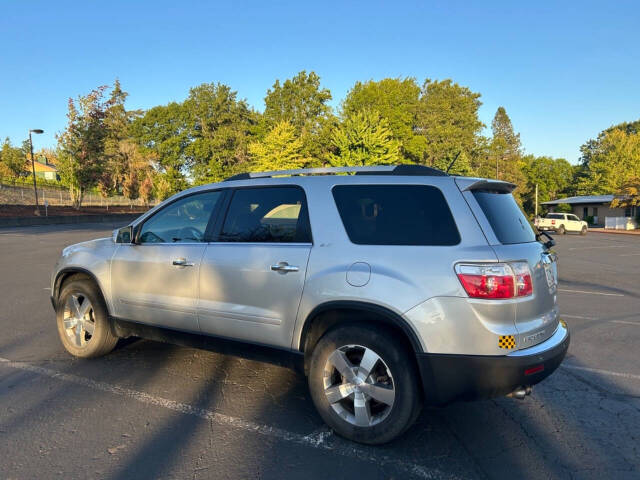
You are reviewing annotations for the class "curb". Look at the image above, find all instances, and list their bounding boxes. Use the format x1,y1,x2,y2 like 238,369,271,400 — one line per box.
588,228,640,236
0,213,142,228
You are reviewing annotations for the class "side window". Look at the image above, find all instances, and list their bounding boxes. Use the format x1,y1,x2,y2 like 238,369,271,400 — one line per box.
569,214,579,221
219,187,311,243
332,185,460,246
138,191,222,243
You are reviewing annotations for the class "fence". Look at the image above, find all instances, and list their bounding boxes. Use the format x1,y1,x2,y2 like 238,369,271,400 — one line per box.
605,216,638,230
0,182,155,208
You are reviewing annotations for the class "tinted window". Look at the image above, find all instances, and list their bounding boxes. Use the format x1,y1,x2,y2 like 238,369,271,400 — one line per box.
568,214,580,221
473,191,535,244
220,187,311,243
547,213,564,219
139,191,222,243
332,185,460,246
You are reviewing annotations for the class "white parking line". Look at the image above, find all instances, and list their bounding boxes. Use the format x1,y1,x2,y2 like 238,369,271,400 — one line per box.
619,253,640,257
558,288,624,297
562,314,639,326
562,364,640,381
612,320,640,326
562,314,596,320
568,246,625,251
0,357,446,480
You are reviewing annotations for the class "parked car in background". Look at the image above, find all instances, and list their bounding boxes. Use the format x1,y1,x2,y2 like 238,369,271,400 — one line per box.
535,212,588,235
51,166,569,444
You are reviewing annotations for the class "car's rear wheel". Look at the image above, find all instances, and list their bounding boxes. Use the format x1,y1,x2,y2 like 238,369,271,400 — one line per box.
308,323,421,444
557,225,566,235
580,226,587,235
56,277,118,358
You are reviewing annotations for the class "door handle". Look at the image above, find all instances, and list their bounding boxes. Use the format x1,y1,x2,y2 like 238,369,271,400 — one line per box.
271,262,299,273
172,258,194,267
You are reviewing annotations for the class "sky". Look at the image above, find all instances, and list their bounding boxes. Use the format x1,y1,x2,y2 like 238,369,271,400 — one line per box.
1,0,638,163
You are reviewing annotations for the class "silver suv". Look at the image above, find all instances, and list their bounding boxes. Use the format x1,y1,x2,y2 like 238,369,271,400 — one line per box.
51,165,569,444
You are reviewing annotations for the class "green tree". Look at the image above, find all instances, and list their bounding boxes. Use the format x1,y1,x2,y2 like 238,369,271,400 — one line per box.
328,109,401,166
575,122,640,195
114,140,154,203
417,79,484,172
99,79,142,196
343,78,425,162
486,107,525,196
263,70,332,131
0,137,26,183
184,82,257,183
262,71,334,160
130,101,190,196
520,155,573,215
248,121,307,171
56,86,109,208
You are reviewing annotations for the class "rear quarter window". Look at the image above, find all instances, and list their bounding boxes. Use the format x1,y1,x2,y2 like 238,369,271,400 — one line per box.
472,190,535,244
332,185,460,246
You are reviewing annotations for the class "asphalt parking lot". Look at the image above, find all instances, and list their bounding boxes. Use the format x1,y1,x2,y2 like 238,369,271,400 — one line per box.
0,224,638,480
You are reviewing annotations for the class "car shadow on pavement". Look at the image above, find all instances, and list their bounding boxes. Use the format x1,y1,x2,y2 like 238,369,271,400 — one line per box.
1,326,638,479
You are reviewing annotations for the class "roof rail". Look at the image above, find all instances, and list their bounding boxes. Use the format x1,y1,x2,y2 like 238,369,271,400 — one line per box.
224,164,447,181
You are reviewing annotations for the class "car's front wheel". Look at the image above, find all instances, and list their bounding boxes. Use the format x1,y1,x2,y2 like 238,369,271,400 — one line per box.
581,226,587,235
56,276,118,358
308,323,421,444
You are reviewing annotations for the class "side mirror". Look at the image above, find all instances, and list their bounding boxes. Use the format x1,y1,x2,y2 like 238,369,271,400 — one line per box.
115,225,134,244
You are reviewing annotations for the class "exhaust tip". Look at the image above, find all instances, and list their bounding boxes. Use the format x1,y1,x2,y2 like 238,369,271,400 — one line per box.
507,386,532,400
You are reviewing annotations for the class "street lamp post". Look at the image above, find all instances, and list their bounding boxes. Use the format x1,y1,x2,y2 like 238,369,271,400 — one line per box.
29,129,44,215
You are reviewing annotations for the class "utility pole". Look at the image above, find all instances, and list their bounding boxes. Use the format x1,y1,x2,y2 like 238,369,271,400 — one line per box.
29,129,44,215
535,183,539,217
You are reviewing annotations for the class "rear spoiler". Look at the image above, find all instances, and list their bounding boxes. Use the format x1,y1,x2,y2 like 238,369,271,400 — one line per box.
454,177,516,193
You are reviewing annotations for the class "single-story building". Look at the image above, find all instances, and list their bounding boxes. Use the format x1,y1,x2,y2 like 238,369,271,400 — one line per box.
26,160,59,181
541,195,637,226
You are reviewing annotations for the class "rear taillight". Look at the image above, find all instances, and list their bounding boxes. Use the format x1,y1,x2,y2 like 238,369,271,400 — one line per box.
455,262,533,299
512,262,533,297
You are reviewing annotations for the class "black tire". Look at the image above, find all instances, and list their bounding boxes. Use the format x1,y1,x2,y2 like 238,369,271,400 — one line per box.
557,225,566,235
308,323,421,444
580,226,587,235
56,277,118,358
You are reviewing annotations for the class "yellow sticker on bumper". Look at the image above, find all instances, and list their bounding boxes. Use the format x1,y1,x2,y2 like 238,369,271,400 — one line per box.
498,335,516,349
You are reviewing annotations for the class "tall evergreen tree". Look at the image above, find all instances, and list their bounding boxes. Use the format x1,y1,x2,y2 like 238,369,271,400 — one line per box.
100,80,144,196
486,107,525,197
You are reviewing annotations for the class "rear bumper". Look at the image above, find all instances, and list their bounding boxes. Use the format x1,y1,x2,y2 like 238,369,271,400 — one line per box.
416,322,570,406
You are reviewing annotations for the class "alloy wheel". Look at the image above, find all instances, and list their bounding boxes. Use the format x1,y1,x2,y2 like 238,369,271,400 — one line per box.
322,344,395,427
62,294,95,347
